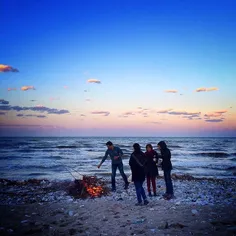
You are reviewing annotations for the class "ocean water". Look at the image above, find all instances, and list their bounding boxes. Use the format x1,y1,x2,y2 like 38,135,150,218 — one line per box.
0,137,235,180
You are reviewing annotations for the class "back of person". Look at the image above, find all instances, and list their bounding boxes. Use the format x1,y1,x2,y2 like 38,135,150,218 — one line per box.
130,151,146,182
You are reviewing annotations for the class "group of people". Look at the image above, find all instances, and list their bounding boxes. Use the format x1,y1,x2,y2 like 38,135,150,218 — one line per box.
97,141,174,205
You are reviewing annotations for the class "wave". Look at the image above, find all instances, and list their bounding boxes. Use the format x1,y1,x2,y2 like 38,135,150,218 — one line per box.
193,152,230,158
227,166,236,170
56,145,78,148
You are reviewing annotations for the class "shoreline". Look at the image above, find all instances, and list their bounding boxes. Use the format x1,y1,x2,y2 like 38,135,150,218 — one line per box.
0,175,236,235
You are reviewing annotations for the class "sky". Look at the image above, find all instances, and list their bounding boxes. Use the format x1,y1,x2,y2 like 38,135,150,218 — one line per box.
0,0,236,137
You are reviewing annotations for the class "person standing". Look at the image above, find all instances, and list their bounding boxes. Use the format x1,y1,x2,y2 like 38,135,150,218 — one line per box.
129,143,149,206
98,141,129,192
157,141,174,200
145,144,159,197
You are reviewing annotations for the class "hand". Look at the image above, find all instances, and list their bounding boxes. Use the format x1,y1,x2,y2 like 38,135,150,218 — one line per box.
153,158,157,162
114,156,119,160
97,164,101,169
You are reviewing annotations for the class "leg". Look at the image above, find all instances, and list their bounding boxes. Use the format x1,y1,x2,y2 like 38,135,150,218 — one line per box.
147,176,151,193
151,177,157,194
111,164,118,190
164,170,173,195
163,171,168,194
134,181,142,203
118,162,129,185
140,181,147,201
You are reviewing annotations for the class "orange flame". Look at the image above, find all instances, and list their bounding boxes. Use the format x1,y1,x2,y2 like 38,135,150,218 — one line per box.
86,185,104,197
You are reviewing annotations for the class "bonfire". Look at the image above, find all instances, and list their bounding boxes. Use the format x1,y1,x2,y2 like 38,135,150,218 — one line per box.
68,175,109,199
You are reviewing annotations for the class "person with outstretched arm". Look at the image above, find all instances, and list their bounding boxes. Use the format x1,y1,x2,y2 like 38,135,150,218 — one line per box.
157,141,174,200
98,141,129,192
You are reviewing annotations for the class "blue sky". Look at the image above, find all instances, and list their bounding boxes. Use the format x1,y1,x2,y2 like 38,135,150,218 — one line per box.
0,0,236,136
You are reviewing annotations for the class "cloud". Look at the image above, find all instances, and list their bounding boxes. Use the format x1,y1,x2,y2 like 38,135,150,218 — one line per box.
156,109,172,114
205,119,224,123
80,114,86,117
204,110,227,118
8,88,17,91
0,112,5,115
0,99,9,105
0,64,19,72
137,107,142,109
87,79,101,84
85,99,91,102
149,121,162,124
168,111,201,116
91,111,110,116
21,86,35,91
36,115,47,118
195,87,219,92
123,111,135,116
165,90,178,93
30,100,37,102
0,104,70,115
16,114,24,117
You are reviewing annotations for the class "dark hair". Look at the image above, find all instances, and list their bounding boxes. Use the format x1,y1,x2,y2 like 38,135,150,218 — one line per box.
106,141,113,146
158,141,167,150
146,144,153,150
133,143,141,153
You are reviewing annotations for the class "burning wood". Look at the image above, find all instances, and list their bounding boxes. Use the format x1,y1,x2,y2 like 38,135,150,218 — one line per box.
68,175,109,199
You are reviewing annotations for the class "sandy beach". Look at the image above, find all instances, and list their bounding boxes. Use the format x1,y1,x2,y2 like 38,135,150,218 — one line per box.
0,175,236,236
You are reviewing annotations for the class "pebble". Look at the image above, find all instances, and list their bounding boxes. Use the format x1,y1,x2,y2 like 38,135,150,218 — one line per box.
68,210,74,216
191,209,199,215
21,220,29,224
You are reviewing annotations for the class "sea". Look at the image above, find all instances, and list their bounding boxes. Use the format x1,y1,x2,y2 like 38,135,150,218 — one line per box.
0,137,235,180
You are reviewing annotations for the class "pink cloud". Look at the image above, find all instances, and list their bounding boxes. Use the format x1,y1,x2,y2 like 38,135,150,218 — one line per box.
8,88,17,91
21,86,35,91
0,64,19,72
91,111,110,116
195,87,219,92
165,90,178,93
87,79,101,84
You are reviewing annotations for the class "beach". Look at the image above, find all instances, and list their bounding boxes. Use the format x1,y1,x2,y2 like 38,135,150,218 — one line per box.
1,176,236,236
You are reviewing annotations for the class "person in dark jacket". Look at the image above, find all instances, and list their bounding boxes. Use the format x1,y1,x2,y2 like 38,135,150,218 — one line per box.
157,141,174,200
129,143,149,206
145,144,159,197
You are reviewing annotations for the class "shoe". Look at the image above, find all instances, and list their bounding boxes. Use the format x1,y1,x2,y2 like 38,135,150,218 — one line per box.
135,202,142,206
144,200,149,205
162,193,168,198
164,194,173,200
124,183,129,190
148,192,152,197
153,192,157,197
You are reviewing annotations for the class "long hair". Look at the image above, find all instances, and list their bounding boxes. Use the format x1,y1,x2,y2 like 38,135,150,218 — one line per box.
146,143,153,151
133,143,141,153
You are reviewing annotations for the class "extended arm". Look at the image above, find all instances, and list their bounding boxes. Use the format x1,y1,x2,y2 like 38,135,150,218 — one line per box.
98,150,108,168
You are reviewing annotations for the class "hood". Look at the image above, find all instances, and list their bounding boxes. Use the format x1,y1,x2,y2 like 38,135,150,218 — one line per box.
158,141,167,150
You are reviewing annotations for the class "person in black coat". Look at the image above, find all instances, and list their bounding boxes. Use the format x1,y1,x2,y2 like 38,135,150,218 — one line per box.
157,141,174,200
129,143,149,206
145,144,159,197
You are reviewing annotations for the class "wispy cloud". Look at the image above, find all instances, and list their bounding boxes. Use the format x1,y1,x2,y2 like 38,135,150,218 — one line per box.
0,103,69,115
123,111,135,116
91,111,110,116
87,79,101,84
168,111,201,116
148,121,162,124
85,99,91,102
156,109,172,114
0,64,19,72
80,114,86,117
16,114,24,117
16,113,47,118
21,86,35,91
0,99,9,105
165,90,178,93
195,87,219,92
204,110,227,118
205,119,224,123
30,100,37,102
8,88,17,91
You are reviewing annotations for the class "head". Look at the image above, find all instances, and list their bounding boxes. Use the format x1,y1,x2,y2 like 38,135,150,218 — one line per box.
133,143,141,153
106,141,113,150
146,144,153,152
157,141,167,150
